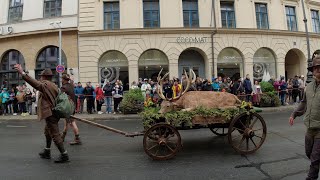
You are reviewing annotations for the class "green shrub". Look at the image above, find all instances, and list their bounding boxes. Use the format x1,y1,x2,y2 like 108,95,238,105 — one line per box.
119,89,144,113
260,91,281,107
260,81,274,92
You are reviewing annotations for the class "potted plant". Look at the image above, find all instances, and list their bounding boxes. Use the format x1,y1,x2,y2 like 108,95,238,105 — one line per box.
260,81,281,107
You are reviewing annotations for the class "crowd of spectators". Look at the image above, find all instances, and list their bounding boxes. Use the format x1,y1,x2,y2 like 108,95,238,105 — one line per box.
0,73,306,115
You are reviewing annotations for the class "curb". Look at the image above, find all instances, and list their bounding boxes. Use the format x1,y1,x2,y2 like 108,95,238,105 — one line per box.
0,105,297,121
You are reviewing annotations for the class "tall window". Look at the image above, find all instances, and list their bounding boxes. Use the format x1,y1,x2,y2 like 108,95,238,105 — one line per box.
220,2,236,28
8,0,23,23
311,10,320,33
286,6,297,31
183,0,199,28
255,3,269,29
0,50,25,88
104,2,119,30
143,0,160,28
44,0,62,18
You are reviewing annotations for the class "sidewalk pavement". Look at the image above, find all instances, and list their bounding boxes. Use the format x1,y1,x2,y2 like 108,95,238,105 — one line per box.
0,104,298,121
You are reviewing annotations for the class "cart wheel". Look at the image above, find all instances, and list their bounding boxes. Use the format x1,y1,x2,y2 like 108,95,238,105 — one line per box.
209,127,228,136
228,112,267,154
143,123,181,160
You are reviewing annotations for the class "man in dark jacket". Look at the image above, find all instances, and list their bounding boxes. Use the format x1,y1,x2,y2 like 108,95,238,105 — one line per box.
84,82,94,114
75,82,85,113
243,74,253,102
14,64,69,163
103,80,113,114
60,74,81,145
163,79,173,99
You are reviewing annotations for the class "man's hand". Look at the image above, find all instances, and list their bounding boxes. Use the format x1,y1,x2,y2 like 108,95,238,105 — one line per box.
13,64,24,75
289,116,294,126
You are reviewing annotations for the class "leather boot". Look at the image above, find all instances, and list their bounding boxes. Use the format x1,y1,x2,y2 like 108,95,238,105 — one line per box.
70,135,82,145
54,153,69,163
39,149,51,159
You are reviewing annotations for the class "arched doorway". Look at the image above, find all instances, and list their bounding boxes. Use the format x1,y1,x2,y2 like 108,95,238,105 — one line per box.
98,50,129,90
285,49,306,80
138,49,169,82
35,46,67,85
253,48,277,82
217,47,244,80
0,50,25,89
178,49,205,79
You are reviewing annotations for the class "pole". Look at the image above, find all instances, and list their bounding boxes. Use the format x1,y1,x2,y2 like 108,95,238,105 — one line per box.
301,0,313,83
58,26,62,88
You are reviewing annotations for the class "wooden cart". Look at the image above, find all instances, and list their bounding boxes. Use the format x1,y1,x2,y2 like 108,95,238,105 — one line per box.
72,108,267,161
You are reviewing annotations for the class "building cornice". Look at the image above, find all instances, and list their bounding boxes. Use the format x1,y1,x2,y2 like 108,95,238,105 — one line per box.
0,28,78,39
78,28,320,38
0,14,78,26
306,0,320,7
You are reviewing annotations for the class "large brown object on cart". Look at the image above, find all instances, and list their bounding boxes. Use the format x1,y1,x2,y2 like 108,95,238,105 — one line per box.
157,69,242,114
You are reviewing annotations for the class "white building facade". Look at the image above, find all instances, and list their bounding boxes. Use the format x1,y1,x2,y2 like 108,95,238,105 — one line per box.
0,0,78,88
78,0,320,90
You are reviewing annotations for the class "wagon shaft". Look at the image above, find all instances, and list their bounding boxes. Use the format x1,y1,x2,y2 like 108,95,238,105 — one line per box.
71,115,141,137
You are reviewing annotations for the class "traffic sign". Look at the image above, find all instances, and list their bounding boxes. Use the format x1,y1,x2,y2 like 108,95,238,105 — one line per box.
56,65,65,73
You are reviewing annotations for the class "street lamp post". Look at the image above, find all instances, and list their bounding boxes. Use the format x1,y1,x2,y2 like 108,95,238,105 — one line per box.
300,0,313,83
50,21,62,87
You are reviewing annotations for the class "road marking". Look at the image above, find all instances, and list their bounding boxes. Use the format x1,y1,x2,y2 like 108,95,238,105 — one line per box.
6,125,27,128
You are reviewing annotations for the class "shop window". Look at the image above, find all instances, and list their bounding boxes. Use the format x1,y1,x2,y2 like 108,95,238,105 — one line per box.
253,48,276,82
220,2,236,28
255,3,269,29
104,2,120,30
139,49,168,81
183,0,199,28
286,6,298,31
143,0,160,28
217,48,243,80
99,51,129,90
0,50,25,88
44,0,62,18
8,0,23,23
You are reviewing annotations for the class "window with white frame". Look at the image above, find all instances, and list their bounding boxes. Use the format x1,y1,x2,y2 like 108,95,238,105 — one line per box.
8,0,23,23
220,2,236,28
44,0,62,18
104,2,120,30
311,10,320,33
183,0,199,28
255,3,269,29
285,6,298,31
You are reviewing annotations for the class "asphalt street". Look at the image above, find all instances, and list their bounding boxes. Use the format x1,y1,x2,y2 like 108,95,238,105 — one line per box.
0,111,309,180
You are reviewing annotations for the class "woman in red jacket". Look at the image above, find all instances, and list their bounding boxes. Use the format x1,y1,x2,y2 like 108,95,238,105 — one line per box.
95,84,104,114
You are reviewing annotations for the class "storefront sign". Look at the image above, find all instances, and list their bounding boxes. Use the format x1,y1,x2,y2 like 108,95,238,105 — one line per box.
176,37,208,43
0,26,13,35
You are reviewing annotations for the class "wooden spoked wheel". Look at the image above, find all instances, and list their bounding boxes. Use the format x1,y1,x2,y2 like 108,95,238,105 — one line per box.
209,126,229,136
143,123,182,160
228,112,267,154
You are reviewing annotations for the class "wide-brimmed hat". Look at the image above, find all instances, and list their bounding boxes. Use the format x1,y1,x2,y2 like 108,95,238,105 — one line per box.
308,56,320,71
38,69,54,76
62,74,70,80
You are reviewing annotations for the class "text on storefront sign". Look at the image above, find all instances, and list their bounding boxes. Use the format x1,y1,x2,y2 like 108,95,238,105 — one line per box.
176,37,208,43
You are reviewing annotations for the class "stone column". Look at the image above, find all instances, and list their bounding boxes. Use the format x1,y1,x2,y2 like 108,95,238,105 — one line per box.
128,59,139,84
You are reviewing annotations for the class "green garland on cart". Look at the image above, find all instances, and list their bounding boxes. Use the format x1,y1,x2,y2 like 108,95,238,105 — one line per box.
140,102,255,128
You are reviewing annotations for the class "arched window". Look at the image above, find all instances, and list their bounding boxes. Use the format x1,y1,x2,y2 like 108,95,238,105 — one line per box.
139,49,169,81
35,46,67,84
0,50,25,88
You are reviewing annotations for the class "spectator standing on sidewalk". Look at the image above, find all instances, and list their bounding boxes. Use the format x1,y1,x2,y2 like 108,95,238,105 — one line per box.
60,74,81,146
130,81,139,89
95,84,104,114
112,82,123,114
75,82,85,114
243,74,253,102
299,75,306,101
289,56,320,180
25,88,33,115
252,80,262,107
14,64,70,163
141,78,151,101
103,80,113,114
0,88,9,115
16,86,27,116
292,75,300,103
84,82,94,114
